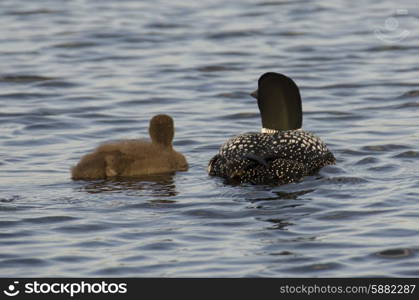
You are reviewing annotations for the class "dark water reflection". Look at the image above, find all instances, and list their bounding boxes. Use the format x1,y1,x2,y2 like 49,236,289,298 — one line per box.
1,0,419,277
77,174,178,197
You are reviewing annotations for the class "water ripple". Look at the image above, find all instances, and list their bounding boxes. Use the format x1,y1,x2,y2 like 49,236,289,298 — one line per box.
1,0,419,277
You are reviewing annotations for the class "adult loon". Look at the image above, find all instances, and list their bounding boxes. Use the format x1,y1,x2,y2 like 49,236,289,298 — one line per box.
208,72,335,185
71,114,188,180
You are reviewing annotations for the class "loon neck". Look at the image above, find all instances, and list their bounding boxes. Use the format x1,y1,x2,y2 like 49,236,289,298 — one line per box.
261,127,279,134
261,127,302,134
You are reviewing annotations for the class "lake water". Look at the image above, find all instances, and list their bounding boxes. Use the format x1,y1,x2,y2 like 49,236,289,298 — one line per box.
1,0,419,277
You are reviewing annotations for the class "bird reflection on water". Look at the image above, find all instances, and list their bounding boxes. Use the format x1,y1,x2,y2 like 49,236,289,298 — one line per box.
75,173,178,198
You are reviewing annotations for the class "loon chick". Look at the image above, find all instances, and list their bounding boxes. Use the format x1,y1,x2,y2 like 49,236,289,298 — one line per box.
208,72,335,185
71,114,188,180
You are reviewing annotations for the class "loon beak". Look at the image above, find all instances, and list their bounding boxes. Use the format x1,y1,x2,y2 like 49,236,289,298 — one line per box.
250,89,258,99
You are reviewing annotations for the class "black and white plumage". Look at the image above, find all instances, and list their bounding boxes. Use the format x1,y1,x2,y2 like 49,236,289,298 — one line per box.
208,72,335,185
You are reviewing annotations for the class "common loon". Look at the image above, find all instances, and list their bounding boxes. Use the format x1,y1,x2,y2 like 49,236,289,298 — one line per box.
208,72,335,185
71,114,188,180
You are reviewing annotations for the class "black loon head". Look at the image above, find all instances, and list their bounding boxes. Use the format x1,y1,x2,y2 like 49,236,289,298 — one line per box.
251,72,302,131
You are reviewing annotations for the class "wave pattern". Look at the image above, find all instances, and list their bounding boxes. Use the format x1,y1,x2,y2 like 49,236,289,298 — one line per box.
0,0,419,277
